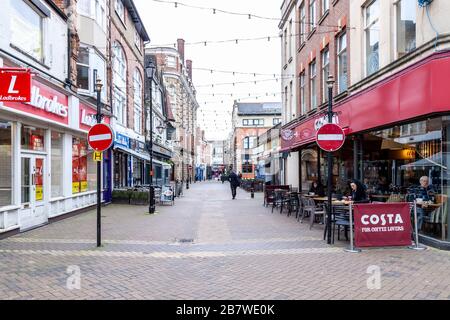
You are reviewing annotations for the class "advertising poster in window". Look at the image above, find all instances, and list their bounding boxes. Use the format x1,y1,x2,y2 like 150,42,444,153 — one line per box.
80,153,88,192
30,134,44,151
72,142,80,194
35,158,43,201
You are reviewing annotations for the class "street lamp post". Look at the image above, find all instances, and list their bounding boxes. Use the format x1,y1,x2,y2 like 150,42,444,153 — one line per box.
95,78,103,247
146,60,156,214
326,75,335,245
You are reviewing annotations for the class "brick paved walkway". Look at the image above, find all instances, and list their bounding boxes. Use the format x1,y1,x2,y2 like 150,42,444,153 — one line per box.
1,181,450,300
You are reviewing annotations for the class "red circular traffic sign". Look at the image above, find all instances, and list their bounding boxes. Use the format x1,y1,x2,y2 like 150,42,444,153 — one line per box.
316,123,346,152
88,124,114,151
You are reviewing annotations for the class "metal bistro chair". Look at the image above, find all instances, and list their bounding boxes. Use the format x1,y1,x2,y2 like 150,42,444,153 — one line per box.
332,205,351,243
287,192,300,218
309,198,326,230
299,196,311,223
272,189,289,213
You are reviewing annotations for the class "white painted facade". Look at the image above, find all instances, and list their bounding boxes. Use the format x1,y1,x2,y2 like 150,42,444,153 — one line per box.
0,1,102,234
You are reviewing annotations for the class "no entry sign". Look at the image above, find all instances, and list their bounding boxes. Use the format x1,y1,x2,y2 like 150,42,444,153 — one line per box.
88,124,113,152
0,68,32,103
316,123,346,152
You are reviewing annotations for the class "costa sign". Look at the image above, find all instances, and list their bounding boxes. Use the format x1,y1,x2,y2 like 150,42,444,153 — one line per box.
0,68,32,102
353,203,412,247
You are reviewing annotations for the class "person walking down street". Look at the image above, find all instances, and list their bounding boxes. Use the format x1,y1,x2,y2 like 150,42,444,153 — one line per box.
228,171,241,200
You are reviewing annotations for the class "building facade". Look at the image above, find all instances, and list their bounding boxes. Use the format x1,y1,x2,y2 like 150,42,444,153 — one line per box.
146,40,199,184
231,102,282,179
109,0,150,189
280,0,349,190
281,0,450,249
0,0,111,233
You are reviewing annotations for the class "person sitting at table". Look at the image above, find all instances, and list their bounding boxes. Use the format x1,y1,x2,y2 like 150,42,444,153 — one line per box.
309,181,325,197
414,176,436,230
348,179,369,203
376,176,390,194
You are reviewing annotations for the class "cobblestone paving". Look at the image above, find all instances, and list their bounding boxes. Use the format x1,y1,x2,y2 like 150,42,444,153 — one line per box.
1,181,450,300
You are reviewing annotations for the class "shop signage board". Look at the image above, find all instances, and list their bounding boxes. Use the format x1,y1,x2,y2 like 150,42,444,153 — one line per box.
0,68,32,102
316,123,346,152
88,124,114,152
353,203,412,247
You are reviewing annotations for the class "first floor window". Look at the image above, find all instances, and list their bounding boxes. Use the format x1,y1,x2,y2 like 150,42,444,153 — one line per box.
113,89,127,126
310,60,317,109
338,32,348,93
134,106,142,134
11,0,43,61
72,138,96,194
300,72,306,114
77,47,90,90
322,48,330,103
396,0,416,58
51,131,63,198
322,0,329,16
0,121,12,207
365,0,380,76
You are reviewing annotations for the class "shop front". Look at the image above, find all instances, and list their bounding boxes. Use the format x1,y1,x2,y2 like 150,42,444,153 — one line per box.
0,74,104,233
281,51,450,248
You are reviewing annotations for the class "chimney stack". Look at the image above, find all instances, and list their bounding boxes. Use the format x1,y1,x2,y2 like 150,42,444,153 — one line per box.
177,38,185,65
186,59,193,81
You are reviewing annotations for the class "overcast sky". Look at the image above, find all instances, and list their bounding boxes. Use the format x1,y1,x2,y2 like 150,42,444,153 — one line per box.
134,0,282,141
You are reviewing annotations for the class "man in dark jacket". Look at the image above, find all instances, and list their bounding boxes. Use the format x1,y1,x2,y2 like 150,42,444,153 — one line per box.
228,171,241,200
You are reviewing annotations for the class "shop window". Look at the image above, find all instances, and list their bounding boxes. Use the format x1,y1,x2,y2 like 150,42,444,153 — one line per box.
133,159,143,186
51,132,63,198
362,117,449,242
364,0,380,76
242,163,253,174
11,0,44,62
396,0,416,58
0,121,12,207
21,126,45,152
72,138,96,194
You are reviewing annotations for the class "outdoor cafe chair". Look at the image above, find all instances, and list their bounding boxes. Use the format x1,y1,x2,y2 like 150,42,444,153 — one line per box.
272,189,288,213
307,198,326,230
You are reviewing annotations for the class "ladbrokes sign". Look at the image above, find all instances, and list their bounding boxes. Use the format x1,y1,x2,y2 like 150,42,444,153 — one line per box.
353,203,412,247
0,68,32,102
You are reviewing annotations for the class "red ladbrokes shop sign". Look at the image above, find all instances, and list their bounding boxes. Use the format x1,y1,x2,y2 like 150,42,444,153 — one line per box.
353,203,412,247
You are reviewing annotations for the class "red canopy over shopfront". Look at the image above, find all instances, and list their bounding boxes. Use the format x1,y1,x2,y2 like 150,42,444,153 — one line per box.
281,51,450,150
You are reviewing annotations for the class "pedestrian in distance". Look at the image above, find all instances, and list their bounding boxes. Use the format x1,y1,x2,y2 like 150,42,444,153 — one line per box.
228,171,241,200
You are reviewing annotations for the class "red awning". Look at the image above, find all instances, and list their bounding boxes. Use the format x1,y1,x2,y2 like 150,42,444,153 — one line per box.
281,51,450,152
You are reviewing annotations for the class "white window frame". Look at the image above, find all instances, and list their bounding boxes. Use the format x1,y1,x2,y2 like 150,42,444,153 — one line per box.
299,2,306,45
337,32,348,93
395,0,417,59
133,69,143,134
77,46,90,92
113,42,127,126
115,0,125,24
364,0,380,77
321,0,329,16
10,0,45,62
309,0,316,31
310,60,317,109
300,72,306,114
321,48,329,104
